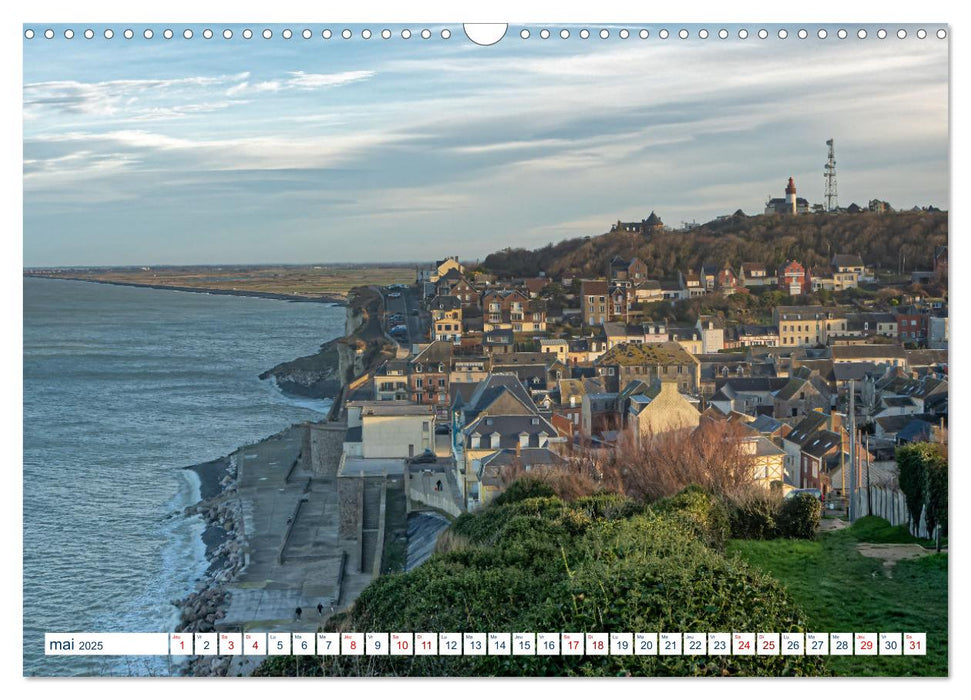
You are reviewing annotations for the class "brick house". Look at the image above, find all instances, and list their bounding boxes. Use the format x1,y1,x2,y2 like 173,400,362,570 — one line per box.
581,280,610,326
778,260,811,295
481,289,545,332
408,341,453,410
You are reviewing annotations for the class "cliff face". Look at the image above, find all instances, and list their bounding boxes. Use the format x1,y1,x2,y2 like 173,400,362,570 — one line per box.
260,286,393,399
259,339,343,399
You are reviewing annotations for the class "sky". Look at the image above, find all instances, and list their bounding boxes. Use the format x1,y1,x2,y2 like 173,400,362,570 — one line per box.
22,22,949,266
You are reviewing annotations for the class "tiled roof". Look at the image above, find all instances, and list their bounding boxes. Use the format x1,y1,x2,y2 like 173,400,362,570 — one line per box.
803,430,842,458
786,412,829,445
832,254,864,267
581,280,609,295
597,341,697,367
832,345,907,360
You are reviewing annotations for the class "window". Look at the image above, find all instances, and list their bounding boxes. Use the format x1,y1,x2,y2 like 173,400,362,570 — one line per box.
416,378,423,388
422,421,429,433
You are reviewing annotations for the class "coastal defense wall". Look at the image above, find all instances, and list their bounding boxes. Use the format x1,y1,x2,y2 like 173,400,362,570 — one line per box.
407,468,463,519
310,423,346,477
338,477,363,541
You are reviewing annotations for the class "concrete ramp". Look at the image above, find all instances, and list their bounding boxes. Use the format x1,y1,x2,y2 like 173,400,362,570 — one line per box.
406,512,451,571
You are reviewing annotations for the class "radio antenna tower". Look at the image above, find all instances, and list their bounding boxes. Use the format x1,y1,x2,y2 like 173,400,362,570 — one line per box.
824,138,839,212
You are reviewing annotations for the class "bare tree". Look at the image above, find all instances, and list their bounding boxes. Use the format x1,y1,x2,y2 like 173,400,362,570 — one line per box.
505,421,767,504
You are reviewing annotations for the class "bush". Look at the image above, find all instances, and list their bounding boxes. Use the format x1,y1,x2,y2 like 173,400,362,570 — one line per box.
494,477,555,506
265,493,826,677
728,490,780,540
777,493,821,540
651,485,732,550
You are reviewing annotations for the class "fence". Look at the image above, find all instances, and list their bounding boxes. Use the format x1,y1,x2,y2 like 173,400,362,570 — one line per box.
851,484,930,538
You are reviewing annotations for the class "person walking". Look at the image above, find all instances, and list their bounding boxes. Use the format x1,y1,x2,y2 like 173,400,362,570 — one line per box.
317,602,324,616
295,606,302,620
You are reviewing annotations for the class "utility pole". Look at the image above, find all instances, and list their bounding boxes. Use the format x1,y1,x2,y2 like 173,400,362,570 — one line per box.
848,380,857,522
840,424,846,496
865,433,872,517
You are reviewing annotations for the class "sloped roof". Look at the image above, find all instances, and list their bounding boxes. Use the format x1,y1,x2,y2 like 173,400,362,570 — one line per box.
803,430,842,458
832,345,907,361
786,411,830,445
449,382,479,408
776,305,846,320
752,436,786,457
714,377,790,394
897,419,935,442
749,414,785,434
581,279,609,295
883,396,917,408
466,413,557,438
493,352,557,367
833,362,879,382
429,295,463,311
775,378,810,402
463,376,528,417
480,447,565,468
412,340,454,365
597,341,697,367
906,349,948,367
832,254,864,268
558,379,586,403
875,414,925,434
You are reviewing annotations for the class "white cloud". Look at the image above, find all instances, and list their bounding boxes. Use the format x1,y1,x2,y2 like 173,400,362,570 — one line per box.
226,71,374,96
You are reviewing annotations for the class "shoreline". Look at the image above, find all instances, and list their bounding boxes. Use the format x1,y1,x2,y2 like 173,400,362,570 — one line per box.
23,273,348,306
175,424,316,676
175,452,244,676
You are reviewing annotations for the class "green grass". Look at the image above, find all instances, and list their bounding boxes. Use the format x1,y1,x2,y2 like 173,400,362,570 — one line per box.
727,517,947,677
848,515,943,547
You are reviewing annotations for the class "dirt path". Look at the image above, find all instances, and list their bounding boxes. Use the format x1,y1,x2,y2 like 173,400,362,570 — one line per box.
818,518,849,532
855,543,941,578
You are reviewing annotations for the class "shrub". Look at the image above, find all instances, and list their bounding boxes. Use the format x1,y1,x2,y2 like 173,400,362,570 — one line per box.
269,493,827,677
777,493,821,540
651,485,732,550
728,489,780,540
493,477,555,506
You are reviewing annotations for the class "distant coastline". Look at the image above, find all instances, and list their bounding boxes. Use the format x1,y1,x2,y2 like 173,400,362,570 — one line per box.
23,273,347,305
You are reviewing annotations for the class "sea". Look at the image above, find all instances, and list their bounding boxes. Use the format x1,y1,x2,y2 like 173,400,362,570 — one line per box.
22,277,345,676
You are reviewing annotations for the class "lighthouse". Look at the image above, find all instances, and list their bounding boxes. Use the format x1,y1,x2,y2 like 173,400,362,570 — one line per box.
785,177,797,215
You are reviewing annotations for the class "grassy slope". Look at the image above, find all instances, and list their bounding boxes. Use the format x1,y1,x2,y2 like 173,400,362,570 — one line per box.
727,517,947,677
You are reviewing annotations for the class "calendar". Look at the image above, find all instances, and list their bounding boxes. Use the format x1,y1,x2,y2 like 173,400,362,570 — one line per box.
43,632,928,657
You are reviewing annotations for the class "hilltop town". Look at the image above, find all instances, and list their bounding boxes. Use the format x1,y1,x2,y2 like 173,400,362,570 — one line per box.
327,194,947,514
